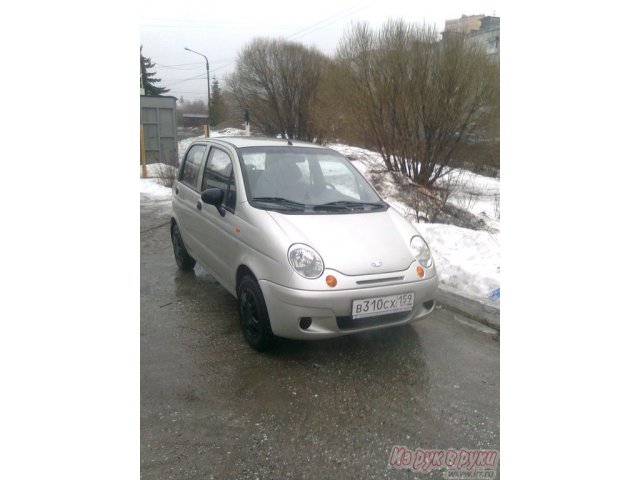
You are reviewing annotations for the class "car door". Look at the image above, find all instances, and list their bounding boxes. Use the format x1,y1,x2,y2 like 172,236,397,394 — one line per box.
194,146,240,291
173,143,208,259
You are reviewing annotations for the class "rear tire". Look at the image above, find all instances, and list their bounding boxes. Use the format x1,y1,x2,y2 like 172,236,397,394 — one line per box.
237,276,276,351
171,223,196,271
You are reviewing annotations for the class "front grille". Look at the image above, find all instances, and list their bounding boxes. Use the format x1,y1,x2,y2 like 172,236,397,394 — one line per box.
336,312,410,330
355,276,404,285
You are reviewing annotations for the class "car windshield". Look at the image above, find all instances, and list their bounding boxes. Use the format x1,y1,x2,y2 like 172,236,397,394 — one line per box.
237,146,386,214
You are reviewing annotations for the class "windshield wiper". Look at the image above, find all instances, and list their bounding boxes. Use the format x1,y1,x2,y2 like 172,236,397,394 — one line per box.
252,197,307,211
313,201,387,211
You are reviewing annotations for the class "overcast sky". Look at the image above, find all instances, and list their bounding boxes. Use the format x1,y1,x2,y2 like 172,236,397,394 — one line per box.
140,0,499,101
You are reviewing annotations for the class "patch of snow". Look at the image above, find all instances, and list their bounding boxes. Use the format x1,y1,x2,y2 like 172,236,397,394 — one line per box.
141,163,177,178
415,223,500,304
140,179,172,202
212,127,246,136
437,169,500,230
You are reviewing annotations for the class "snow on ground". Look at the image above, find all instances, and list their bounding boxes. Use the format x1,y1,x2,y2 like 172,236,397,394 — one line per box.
437,169,500,232
140,178,172,203
141,136,500,305
415,223,500,303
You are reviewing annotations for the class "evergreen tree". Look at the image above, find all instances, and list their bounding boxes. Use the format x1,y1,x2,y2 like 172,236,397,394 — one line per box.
140,46,169,96
210,77,228,126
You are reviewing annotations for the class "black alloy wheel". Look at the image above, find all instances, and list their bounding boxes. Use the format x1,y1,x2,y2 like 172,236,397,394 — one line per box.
237,276,275,351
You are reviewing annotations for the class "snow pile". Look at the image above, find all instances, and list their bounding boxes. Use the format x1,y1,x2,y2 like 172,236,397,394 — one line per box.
140,179,172,202
416,223,500,303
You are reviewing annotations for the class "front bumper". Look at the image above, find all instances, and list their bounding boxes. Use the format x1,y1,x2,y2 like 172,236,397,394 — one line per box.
258,273,438,339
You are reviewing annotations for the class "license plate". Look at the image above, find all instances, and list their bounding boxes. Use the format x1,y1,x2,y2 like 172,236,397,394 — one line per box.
351,293,414,319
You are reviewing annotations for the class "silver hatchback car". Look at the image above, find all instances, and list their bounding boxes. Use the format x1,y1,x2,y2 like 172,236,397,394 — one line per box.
171,137,438,350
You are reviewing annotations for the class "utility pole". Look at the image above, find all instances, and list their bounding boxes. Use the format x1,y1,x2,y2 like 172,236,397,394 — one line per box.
184,47,211,127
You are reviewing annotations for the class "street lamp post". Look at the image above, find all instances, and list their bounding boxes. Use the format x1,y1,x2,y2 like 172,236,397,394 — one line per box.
184,47,211,128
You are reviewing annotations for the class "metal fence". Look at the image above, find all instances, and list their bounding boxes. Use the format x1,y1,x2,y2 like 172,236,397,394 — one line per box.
140,95,178,167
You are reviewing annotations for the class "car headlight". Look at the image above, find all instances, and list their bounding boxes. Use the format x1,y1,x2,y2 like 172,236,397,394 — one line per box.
288,243,324,278
410,236,432,268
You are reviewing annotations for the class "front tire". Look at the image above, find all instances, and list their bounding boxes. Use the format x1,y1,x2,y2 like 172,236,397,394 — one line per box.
171,222,196,271
237,276,276,351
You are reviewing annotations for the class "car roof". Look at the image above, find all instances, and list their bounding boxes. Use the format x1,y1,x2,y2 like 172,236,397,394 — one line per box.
198,136,328,150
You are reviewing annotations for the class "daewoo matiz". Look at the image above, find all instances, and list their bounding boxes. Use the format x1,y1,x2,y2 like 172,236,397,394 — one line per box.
171,137,438,350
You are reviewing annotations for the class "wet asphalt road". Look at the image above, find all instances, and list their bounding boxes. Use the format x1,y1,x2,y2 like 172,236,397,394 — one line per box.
140,196,499,479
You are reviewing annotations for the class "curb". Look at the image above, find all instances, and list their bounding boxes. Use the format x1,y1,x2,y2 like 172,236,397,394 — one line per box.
436,287,500,331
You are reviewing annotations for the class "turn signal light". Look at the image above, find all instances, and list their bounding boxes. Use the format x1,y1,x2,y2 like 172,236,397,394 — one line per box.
326,275,337,287
416,266,425,278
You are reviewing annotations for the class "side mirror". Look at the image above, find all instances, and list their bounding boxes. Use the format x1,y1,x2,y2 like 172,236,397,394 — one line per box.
201,188,226,217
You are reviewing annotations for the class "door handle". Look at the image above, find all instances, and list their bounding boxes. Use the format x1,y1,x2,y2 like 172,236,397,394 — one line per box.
175,186,179,195
196,201,202,210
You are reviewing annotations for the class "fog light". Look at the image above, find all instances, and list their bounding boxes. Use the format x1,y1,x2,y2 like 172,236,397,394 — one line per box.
326,275,337,287
299,317,312,330
416,266,424,278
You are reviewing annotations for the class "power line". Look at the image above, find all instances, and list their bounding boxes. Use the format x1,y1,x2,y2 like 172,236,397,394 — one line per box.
155,58,236,72
141,22,308,30
162,73,208,86
195,7,366,78
156,64,203,71
288,3,367,40
156,62,202,67
150,4,368,94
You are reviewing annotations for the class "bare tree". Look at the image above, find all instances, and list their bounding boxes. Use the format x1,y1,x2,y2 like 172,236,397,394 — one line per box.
335,20,498,187
227,38,328,141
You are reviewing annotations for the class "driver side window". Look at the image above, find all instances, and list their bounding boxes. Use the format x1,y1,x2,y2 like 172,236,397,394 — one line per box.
317,157,359,199
202,148,237,210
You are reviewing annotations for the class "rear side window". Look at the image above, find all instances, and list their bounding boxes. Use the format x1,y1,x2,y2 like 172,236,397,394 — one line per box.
202,148,237,210
179,144,206,190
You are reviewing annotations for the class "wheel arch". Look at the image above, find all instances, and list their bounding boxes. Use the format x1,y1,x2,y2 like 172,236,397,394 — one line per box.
236,264,256,294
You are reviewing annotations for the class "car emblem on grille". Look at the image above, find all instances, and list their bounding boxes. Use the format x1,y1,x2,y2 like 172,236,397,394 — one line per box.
371,261,383,267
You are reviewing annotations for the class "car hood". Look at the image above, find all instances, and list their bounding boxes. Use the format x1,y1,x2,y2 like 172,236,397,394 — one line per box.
268,209,416,276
